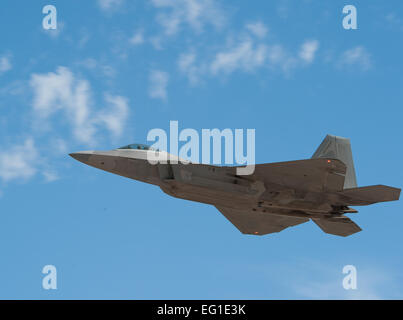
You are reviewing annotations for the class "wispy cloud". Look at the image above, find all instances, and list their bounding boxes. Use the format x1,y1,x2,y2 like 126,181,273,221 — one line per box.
77,58,116,78
78,29,91,48
0,54,12,74
178,22,320,82
42,170,59,182
338,46,372,71
276,0,289,19
97,0,124,11
0,80,25,97
385,13,403,32
151,0,226,36
49,138,69,155
129,30,144,46
0,138,38,183
148,70,169,101
265,44,297,73
30,67,95,144
210,39,267,75
96,94,129,138
178,52,202,85
29,66,129,146
245,21,268,38
299,40,319,64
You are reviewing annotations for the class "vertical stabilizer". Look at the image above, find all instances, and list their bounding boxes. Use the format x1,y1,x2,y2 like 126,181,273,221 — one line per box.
312,135,357,189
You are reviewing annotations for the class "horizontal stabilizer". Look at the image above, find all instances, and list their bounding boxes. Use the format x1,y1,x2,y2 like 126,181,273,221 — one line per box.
312,216,362,237
338,185,401,205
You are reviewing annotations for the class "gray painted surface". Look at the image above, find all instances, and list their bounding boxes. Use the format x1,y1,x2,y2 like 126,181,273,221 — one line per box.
70,135,400,237
312,134,357,189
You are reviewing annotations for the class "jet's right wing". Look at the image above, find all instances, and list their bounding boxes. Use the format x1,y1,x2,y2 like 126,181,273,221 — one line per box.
215,206,309,235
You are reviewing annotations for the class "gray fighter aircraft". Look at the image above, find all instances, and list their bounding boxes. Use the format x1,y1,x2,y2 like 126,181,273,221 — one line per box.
70,135,400,237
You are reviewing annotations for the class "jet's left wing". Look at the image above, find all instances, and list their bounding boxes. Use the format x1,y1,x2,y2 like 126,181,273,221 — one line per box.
215,206,309,235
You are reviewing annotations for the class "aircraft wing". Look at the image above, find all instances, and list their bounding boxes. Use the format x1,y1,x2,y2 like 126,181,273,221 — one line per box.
248,158,347,192
215,206,309,235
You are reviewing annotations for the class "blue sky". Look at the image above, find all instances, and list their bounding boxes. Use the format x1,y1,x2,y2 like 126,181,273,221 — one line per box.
0,0,402,299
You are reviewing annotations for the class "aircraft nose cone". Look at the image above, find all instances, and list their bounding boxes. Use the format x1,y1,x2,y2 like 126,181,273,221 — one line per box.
69,152,91,164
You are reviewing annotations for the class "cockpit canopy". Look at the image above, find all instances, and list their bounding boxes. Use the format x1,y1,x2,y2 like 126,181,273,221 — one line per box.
117,143,155,151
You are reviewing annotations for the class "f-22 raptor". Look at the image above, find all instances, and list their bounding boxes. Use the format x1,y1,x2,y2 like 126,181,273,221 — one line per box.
70,135,400,237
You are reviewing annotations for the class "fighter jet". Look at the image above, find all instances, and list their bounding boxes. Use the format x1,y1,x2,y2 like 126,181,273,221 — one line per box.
70,135,400,237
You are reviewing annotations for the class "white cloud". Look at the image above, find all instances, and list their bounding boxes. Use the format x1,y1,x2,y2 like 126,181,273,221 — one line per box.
29,66,130,145
339,46,372,71
0,138,38,183
78,58,115,78
148,70,169,101
42,170,59,182
175,21,320,83
266,44,286,65
78,30,90,48
385,13,403,31
178,52,203,84
151,0,225,35
96,94,129,137
210,39,267,75
177,21,319,81
30,67,94,144
0,80,25,96
276,1,289,19
80,58,98,69
101,65,116,78
150,36,164,50
97,0,124,11
0,138,66,186
50,138,69,155
129,30,144,45
266,44,299,74
299,40,319,64
246,22,268,38
0,55,12,74
180,38,318,81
